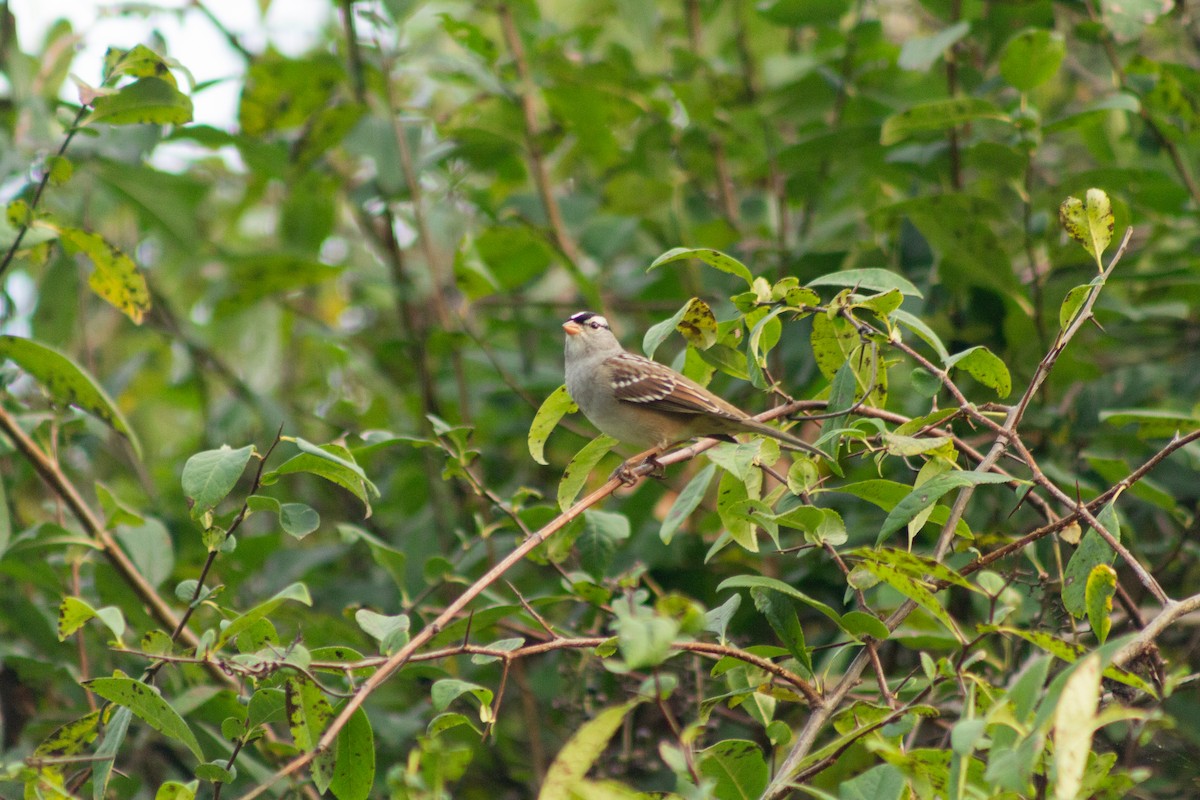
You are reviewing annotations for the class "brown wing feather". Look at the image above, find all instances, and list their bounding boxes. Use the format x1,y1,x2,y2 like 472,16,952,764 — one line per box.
608,353,745,419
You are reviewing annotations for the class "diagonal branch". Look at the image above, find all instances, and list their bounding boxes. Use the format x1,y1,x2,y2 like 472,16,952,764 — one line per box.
0,403,197,650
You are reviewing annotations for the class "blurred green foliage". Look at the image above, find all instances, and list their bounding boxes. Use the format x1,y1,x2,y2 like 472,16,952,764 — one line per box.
0,0,1198,798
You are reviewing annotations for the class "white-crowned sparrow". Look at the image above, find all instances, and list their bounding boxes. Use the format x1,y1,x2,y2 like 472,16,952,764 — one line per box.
563,311,822,473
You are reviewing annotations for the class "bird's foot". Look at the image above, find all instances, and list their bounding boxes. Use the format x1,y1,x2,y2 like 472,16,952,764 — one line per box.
609,452,665,485
644,454,665,480
610,461,640,486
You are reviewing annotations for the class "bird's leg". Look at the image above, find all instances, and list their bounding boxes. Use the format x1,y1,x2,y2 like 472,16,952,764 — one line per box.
642,453,666,480
610,447,664,485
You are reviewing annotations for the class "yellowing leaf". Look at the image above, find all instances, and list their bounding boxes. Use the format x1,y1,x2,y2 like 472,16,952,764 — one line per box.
1085,564,1118,643
1053,654,1101,800
1058,188,1114,270
40,224,151,323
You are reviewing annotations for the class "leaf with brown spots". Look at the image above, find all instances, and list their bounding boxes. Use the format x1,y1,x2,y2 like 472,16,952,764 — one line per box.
0,335,141,456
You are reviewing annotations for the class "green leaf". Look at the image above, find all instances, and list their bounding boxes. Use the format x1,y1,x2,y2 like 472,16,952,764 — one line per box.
1059,188,1114,270
83,675,204,760
750,587,812,675
529,385,578,465
558,435,618,510
841,611,890,640
92,705,132,800
58,597,125,641
716,469,758,552
697,740,769,800
806,268,922,297
280,503,319,538
877,471,1013,544
839,763,906,800
661,463,716,544
339,525,407,590
354,609,410,655
103,44,182,84
216,583,312,648
892,310,950,363
945,346,1011,398
247,688,287,729
539,702,642,798
1059,283,1096,330
774,505,848,547
881,431,953,457
182,445,255,519
285,676,336,793
427,712,478,738
292,438,374,484
898,21,970,72
881,98,1010,146
857,558,964,642
704,594,741,643
611,600,680,670
1099,408,1200,438
431,679,494,716
649,247,753,287
154,781,197,800
979,625,1154,695
838,479,972,539
851,547,977,593
1062,502,1120,618
330,706,375,800
579,509,630,579
642,302,690,359
193,763,235,783
0,335,141,455
265,441,379,515
87,76,193,125
114,519,173,588
718,575,847,632
1086,564,1118,644
1000,29,1066,91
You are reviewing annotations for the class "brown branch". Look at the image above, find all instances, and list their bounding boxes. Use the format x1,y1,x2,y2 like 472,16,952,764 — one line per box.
0,105,88,281
1114,592,1200,667
235,401,832,799
235,470,636,800
767,229,1146,797
0,403,189,642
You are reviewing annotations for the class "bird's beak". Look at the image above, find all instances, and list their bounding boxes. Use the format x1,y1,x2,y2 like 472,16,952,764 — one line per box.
563,321,582,335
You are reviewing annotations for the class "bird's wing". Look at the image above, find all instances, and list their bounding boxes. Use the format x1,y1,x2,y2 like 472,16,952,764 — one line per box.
608,353,742,418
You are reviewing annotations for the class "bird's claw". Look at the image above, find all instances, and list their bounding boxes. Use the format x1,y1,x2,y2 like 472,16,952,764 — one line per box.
644,455,665,480
610,454,665,485
611,462,639,485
